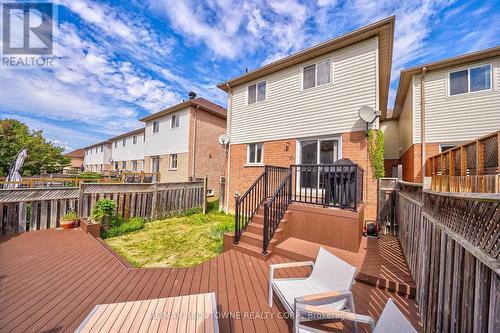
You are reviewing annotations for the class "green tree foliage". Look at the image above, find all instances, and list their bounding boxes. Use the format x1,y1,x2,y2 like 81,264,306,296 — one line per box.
0,119,70,176
368,129,385,179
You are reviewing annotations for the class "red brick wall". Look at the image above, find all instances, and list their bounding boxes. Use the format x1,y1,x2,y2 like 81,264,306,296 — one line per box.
227,132,378,221
227,139,296,211
189,108,227,198
383,159,400,178
401,143,440,182
341,131,377,221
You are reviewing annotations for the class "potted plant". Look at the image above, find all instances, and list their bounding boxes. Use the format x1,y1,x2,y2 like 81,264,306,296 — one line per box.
61,211,77,229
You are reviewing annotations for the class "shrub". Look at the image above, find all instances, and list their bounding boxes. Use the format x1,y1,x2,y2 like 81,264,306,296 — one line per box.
101,217,145,239
62,211,77,221
368,129,385,179
91,199,117,230
209,219,235,253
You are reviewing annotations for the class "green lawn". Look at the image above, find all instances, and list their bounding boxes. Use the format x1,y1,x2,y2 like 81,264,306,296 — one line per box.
105,201,234,268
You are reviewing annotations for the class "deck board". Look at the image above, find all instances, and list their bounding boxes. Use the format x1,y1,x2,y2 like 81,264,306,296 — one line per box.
0,229,423,333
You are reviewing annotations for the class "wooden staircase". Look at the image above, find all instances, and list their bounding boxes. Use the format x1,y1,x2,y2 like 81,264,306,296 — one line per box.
232,202,291,259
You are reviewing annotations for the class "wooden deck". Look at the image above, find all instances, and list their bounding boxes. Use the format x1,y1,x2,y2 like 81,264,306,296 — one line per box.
0,229,423,333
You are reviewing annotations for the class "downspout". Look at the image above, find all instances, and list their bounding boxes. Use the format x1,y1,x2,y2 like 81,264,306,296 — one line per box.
191,105,200,179
225,83,233,212
420,67,427,182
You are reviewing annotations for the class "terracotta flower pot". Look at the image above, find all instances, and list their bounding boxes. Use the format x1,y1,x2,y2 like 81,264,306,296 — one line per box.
60,219,75,229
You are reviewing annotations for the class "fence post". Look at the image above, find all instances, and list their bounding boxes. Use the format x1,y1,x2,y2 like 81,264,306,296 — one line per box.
151,182,158,220
219,176,225,212
460,146,467,176
497,132,500,174
202,177,208,215
78,182,84,218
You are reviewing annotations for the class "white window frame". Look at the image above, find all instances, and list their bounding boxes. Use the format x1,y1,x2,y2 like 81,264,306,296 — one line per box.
132,160,138,171
301,57,333,91
170,154,178,170
247,80,266,105
100,145,103,152
122,161,126,169
114,141,117,148
247,143,264,165
448,63,493,97
171,114,180,128
152,121,160,133
133,135,137,144
122,138,126,147
207,188,214,197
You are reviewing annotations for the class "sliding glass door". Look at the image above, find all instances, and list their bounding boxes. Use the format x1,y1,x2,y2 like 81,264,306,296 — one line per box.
298,138,339,192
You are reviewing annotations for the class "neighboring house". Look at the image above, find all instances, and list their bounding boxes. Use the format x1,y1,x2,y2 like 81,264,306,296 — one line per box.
139,93,227,197
386,46,500,182
109,128,145,172
83,141,112,172
218,17,395,221
63,148,85,173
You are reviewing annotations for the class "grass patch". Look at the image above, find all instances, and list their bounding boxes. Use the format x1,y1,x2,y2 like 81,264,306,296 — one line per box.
105,201,234,268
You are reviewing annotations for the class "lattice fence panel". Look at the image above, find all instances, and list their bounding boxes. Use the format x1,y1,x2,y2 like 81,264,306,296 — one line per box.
483,135,498,173
454,149,461,175
466,144,477,175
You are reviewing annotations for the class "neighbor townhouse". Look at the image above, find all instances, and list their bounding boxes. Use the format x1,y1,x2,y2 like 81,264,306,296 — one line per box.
139,93,227,197
83,141,112,172
218,17,395,221
385,46,500,182
63,148,85,173
108,128,145,172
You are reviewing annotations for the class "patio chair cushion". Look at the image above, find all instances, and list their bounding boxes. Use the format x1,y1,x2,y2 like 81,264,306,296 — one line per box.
272,248,356,313
373,299,417,333
273,278,346,313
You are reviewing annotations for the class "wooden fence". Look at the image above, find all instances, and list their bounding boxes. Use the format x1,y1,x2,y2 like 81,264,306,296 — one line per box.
0,180,206,236
397,182,499,332
426,130,500,193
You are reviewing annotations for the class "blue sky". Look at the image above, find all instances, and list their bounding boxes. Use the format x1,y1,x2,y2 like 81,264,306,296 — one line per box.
1,0,499,152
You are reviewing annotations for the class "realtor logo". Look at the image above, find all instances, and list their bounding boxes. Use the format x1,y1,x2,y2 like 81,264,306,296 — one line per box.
1,1,57,67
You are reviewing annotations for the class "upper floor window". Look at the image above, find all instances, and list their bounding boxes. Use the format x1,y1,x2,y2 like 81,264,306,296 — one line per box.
114,141,117,148
122,161,126,169
122,138,126,147
133,135,137,144
100,145,103,152
132,160,138,171
303,59,331,90
247,143,263,164
153,121,160,133
449,64,491,96
171,114,179,128
95,147,98,153
248,81,266,104
86,150,88,155
170,154,178,169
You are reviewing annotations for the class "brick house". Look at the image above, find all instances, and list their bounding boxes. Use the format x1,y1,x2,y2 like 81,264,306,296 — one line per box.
216,17,395,256
63,148,85,173
384,46,500,182
139,94,227,197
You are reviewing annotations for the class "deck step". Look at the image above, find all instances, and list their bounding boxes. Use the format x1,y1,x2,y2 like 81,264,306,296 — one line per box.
233,242,268,259
240,231,278,247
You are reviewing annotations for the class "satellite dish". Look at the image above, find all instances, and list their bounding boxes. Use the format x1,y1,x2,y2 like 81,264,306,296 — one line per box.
358,105,380,124
218,134,230,145
358,106,381,135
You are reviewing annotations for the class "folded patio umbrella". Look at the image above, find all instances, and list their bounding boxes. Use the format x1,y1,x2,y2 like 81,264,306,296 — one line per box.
5,149,27,189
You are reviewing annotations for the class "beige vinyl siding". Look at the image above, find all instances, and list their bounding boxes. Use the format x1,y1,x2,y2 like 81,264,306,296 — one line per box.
381,120,399,159
413,57,500,144
229,37,378,144
398,82,414,156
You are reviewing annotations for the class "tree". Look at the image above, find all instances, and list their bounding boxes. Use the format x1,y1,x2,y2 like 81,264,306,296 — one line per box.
0,119,70,176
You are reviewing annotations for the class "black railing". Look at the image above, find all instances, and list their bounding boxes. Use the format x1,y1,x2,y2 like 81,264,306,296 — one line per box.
234,165,289,244
290,162,363,211
263,171,292,254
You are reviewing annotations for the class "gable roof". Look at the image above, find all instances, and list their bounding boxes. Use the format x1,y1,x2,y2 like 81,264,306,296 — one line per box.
139,97,227,122
217,16,395,113
390,45,500,120
65,148,85,158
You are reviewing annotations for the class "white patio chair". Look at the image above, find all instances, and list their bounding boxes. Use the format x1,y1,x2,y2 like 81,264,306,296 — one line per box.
268,247,357,318
294,298,418,333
